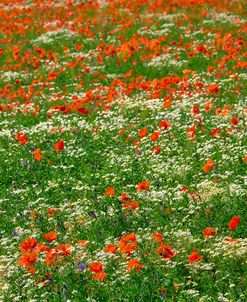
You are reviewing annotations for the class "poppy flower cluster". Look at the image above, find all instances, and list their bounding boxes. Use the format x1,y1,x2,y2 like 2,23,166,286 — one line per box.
118,192,140,210
127,259,144,272
18,238,50,274
119,232,138,255
32,148,42,161
89,262,107,281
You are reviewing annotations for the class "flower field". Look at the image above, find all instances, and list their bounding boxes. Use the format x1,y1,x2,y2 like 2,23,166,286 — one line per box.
0,0,247,301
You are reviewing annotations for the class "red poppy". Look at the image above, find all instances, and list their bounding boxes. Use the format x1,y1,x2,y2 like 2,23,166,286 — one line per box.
117,129,126,136
54,140,64,152
230,117,238,126
188,251,203,263
119,233,138,255
89,262,103,273
18,253,37,274
48,71,59,81
211,128,221,138
19,238,38,252
162,101,171,109
215,105,231,116
16,131,28,144
104,244,117,254
203,101,214,111
42,232,57,242
119,241,138,255
127,259,144,272
193,104,199,115
18,253,37,266
150,131,160,142
158,120,170,130
105,187,115,196
56,244,71,257
45,244,71,266
207,66,214,72
77,107,89,115
45,251,55,266
181,186,187,192
122,201,140,210
137,181,150,192
235,61,247,69
202,159,216,173
48,208,60,215
93,271,107,281
152,233,163,242
118,192,132,202
37,243,51,254
207,83,219,93
228,216,240,230
152,146,161,154
19,135,28,144
138,127,147,138
156,244,175,260
202,227,216,238
32,148,42,161
186,126,196,140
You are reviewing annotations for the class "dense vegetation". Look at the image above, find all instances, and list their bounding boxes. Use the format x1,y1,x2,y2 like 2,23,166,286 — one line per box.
0,0,246,301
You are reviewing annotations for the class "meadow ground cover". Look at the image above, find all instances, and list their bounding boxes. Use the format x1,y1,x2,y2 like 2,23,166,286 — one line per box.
0,0,246,301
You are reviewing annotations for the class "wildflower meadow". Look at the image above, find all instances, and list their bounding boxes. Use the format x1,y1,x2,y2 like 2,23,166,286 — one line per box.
0,0,246,301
